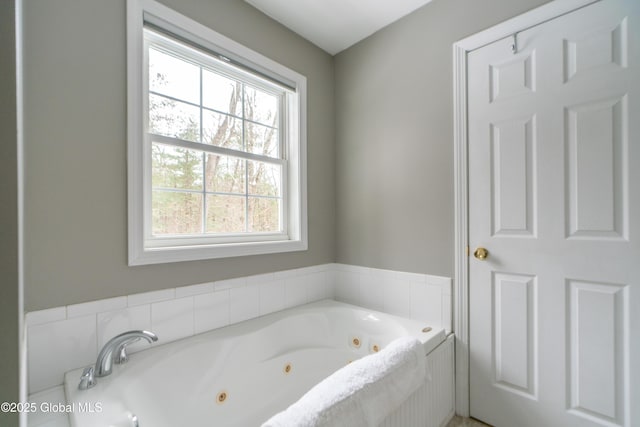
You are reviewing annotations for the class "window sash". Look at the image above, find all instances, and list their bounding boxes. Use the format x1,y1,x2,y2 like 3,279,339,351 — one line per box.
143,30,289,242
145,140,287,240
148,133,285,166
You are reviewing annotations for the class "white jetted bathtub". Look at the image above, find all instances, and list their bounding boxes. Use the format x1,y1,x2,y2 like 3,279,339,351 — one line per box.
64,299,454,427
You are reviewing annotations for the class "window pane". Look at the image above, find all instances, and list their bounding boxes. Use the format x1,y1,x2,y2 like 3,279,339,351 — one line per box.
244,86,278,126
205,154,245,194
246,121,278,157
149,47,200,105
152,143,203,190
152,191,203,235
149,94,200,142
206,195,246,233
202,70,242,116
247,160,281,197
248,197,280,232
202,110,242,150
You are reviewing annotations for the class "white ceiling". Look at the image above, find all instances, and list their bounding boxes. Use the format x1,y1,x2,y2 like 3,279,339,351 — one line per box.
245,0,434,55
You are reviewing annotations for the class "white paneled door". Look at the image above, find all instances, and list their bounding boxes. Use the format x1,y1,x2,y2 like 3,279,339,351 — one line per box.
468,1,639,426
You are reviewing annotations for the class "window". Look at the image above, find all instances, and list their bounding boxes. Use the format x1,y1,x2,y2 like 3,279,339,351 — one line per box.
127,0,307,265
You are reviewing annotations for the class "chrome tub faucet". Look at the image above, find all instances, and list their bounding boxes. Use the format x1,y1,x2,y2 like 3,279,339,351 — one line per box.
78,330,158,390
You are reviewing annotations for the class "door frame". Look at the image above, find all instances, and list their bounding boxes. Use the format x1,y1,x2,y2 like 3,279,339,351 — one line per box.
451,0,599,416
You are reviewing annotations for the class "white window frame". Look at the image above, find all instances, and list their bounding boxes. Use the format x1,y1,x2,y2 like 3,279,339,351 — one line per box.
127,0,307,266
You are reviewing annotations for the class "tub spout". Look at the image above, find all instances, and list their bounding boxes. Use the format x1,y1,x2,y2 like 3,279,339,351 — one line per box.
95,330,158,377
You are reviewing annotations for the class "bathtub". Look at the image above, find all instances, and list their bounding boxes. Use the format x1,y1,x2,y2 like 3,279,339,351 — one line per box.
64,299,454,427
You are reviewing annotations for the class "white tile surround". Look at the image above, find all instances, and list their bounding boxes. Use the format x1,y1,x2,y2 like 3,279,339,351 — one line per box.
26,263,452,399
333,264,452,331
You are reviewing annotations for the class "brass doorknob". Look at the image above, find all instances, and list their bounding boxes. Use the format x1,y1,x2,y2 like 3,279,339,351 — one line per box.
473,247,489,260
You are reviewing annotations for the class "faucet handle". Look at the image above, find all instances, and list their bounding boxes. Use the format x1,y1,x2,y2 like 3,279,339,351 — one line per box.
115,337,142,364
78,366,96,390
116,345,129,364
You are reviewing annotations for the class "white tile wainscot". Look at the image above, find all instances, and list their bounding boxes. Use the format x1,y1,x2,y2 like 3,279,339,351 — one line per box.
25,264,334,396
333,264,452,332
25,263,451,427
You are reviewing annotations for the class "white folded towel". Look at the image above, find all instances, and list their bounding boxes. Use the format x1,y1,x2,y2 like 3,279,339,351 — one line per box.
261,336,426,427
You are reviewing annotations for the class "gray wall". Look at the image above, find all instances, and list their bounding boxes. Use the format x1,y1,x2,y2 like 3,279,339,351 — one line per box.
24,0,335,311
23,0,555,311
334,0,551,277
1,0,20,425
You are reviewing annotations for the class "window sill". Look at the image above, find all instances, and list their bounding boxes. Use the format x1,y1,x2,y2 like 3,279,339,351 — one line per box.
128,239,308,266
